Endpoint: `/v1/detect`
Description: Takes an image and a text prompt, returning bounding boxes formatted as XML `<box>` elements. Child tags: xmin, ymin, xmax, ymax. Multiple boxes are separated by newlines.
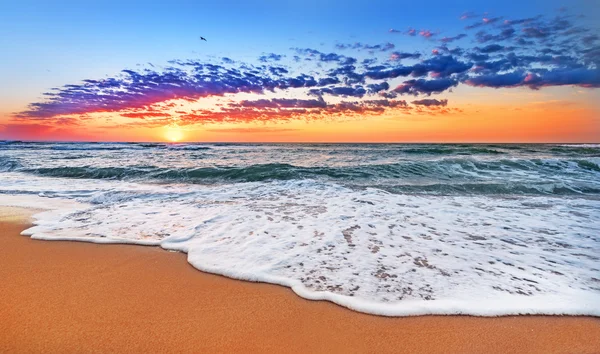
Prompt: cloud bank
<box><xmin>12</xmin><ymin>9</ymin><xmax>599</xmax><ymax>128</ymax></box>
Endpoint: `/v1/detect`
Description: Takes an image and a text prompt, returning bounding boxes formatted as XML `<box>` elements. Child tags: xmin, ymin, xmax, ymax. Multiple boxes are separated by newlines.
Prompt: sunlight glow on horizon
<box><xmin>164</xmin><ymin>126</ymin><xmax>184</xmax><ymax>142</ymax></box>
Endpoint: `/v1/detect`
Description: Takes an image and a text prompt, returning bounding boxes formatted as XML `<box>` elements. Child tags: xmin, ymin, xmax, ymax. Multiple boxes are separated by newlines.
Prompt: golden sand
<box><xmin>1</xmin><ymin>207</ymin><xmax>599</xmax><ymax>353</ymax></box>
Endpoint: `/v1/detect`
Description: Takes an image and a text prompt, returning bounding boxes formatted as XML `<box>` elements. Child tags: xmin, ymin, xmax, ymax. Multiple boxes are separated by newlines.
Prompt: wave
<box><xmin>0</xmin><ymin>142</ymin><xmax>213</xmax><ymax>151</ymax></box>
<box><xmin>0</xmin><ymin>156</ymin><xmax>21</xmax><ymax>172</ymax></box>
<box><xmin>401</xmin><ymin>147</ymin><xmax>505</xmax><ymax>155</ymax></box>
<box><xmin>1</xmin><ymin>181</ymin><xmax>599</xmax><ymax>317</ymax></box>
<box><xmin>3</xmin><ymin>158</ymin><xmax>596</xmax><ymax>195</ymax></box>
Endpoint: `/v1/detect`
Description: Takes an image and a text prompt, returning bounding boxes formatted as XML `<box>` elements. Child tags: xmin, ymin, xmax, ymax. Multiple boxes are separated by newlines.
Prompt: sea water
<box><xmin>1</xmin><ymin>142</ymin><xmax>599</xmax><ymax>316</ymax></box>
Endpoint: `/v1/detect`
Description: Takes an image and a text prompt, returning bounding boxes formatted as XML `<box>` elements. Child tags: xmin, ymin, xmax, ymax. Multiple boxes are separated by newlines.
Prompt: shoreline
<box><xmin>1</xmin><ymin>207</ymin><xmax>599</xmax><ymax>353</ymax></box>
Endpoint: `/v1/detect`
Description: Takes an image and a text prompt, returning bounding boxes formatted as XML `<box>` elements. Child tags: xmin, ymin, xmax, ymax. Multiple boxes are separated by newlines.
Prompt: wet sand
<box><xmin>1</xmin><ymin>207</ymin><xmax>599</xmax><ymax>353</ymax></box>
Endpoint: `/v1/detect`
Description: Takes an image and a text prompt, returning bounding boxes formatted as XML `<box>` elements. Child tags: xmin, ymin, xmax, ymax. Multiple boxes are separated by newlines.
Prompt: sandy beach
<box><xmin>1</xmin><ymin>207</ymin><xmax>599</xmax><ymax>354</ymax></box>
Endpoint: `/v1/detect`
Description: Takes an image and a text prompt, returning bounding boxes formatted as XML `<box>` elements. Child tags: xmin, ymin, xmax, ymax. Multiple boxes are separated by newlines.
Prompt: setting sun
<box><xmin>165</xmin><ymin>127</ymin><xmax>183</xmax><ymax>142</ymax></box>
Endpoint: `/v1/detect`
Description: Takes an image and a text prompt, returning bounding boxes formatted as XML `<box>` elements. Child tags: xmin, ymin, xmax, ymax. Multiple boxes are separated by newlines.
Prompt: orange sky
<box><xmin>2</xmin><ymin>99</ymin><xmax>598</xmax><ymax>143</ymax></box>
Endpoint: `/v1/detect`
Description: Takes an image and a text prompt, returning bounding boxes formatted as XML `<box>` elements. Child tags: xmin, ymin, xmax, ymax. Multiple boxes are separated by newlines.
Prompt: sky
<box><xmin>1</xmin><ymin>0</ymin><xmax>599</xmax><ymax>142</ymax></box>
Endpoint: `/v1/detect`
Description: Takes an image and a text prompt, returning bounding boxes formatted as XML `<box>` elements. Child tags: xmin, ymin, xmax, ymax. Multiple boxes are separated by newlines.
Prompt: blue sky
<box><xmin>3</xmin><ymin>0</ymin><xmax>595</xmax><ymax>103</ymax></box>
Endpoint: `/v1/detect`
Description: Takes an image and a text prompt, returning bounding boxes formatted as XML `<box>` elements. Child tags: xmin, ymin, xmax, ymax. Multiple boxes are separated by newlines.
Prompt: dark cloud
<box><xmin>440</xmin><ymin>34</ymin><xmax>467</xmax><ymax>43</ymax></box>
<box><xmin>524</xmin><ymin>68</ymin><xmax>600</xmax><ymax>89</ymax></box>
<box><xmin>327</xmin><ymin>64</ymin><xmax>364</xmax><ymax>85</ymax></box>
<box><xmin>258</xmin><ymin>53</ymin><xmax>284</xmax><ymax>62</ymax></box>
<box><xmin>232</xmin><ymin>97</ymin><xmax>327</xmax><ymax>109</ymax></box>
<box><xmin>367</xmin><ymin>82</ymin><xmax>390</xmax><ymax>93</ymax></box>
<box><xmin>475</xmin><ymin>28</ymin><xmax>515</xmax><ymax>43</ymax></box>
<box><xmin>502</xmin><ymin>16</ymin><xmax>540</xmax><ymax>26</ymax></box>
<box><xmin>410</xmin><ymin>55</ymin><xmax>472</xmax><ymax>78</ymax></box>
<box><xmin>465</xmin><ymin>68</ymin><xmax>600</xmax><ymax>89</ymax></box>
<box><xmin>478</xmin><ymin>44</ymin><xmax>505</xmax><ymax>53</ymax></box>
<box><xmin>389</xmin><ymin>28</ymin><xmax>418</xmax><ymax>36</ymax></box>
<box><xmin>522</xmin><ymin>27</ymin><xmax>550</xmax><ymax>39</ymax></box>
<box><xmin>394</xmin><ymin>78</ymin><xmax>458</xmax><ymax>96</ymax></box>
<box><xmin>310</xmin><ymin>86</ymin><xmax>367</xmax><ymax>98</ymax></box>
<box><xmin>436</xmin><ymin>46</ymin><xmax>465</xmax><ymax>56</ymax></box>
<box><xmin>465</xmin><ymin>16</ymin><xmax>503</xmax><ymax>30</ymax></box>
<box><xmin>364</xmin><ymin>66</ymin><xmax>413</xmax><ymax>80</ymax></box>
<box><xmin>269</xmin><ymin>66</ymin><xmax>289</xmax><ymax>76</ymax></box>
<box><xmin>176</xmin><ymin>98</ymin><xmax>412</xmax><ymax>125</ymax></box>
<box><xmin>363</xmin><ymin>55</ymin><xmax>471</xmax><ymax>81</ymax></box>
<box><xmin>293</xmin><ymin>47</ymin><xmax>357</xmax><ymax>65</ymax></box>
<box><xmin>465</xmin><ymin>71</ymin><xmax>526</xmax><ymax>88</ymax></box>
<box><xmin>412</xmin><ymin>99</ymin><xmax>448</xmax><ymax>106</ymax></box>
<box><xmin>389</xmin><ymin>52</ymin><xmax>422</xmax><ymax>61</ymax></box>
<box><xmin>336</xmin><ymin>42</ymin><xmax>395</xmax><ymax>52</ymax></box>
<box><xmin>582</xmin><ymin>34</ymin><xmax>599</xmax><ymax>46</ymax></box>
<box><xmin>15</xmin><ymin>61</ymin><xmax>332</xmax><ymax>119</ymax></box>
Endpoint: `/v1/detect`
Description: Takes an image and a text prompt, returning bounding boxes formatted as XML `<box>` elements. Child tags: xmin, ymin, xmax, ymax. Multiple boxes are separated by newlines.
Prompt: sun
<box><xmin>165</xmin><ymin>127</ymin><xmax>184</xmax><ymax>142</ymax></box>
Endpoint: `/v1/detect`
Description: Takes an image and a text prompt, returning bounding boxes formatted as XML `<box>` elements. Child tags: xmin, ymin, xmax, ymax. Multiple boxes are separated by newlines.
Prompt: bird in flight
<box><xmin>200</xmin><ymin>37</ymin><xmax>207</xmax><ymax>41</ymax></box>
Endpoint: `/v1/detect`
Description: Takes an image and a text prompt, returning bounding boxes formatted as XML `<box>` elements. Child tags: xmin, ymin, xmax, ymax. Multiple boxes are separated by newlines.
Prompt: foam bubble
<box><xmin>1</xmin><ymin>173</ymin><xmax>599</xmax><ymax>316</ymax></box>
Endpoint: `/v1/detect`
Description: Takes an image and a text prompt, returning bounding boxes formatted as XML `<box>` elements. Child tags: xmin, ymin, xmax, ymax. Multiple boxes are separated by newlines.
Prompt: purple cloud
<box><xmin>12</xmin><ymin>10</ymin><xmax>600</xmax><ymax>125</ymax></box>
<box><xmin>412</xmin><ymin>98</ymin><xmax>448</xmax><ymax>106</ymax></box>
<box><xmin>336</xmin><ymin>42</ymin><xmax>395</xmax><ymax>52</ymax></box>
<box><xmin>440</xmin><ymin>34</ymin><xmax>467</xmax><ymax>43</ymax></box>
<box><xmin>394</xmin><ymin>78</ymin><xmax>459</xmax><ymax>96</ymax></box>
<box><xmin>389</xmin><ymin>52</ymin><xmax>422</xmax><ymax>61</ymax></box>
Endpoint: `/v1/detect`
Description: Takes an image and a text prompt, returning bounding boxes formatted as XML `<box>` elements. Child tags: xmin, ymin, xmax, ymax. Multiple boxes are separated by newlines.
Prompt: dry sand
<box><xmin>1</xmin><ymin>207</ymin><xmax>599</xmax><ymax>354</ymax></box>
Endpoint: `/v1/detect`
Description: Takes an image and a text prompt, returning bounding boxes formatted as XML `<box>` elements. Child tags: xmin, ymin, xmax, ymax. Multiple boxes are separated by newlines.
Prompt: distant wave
<box><xmin>0</xmin><ymin>158</ymin><xmax>595</xmax><ymax>195</ymax></box>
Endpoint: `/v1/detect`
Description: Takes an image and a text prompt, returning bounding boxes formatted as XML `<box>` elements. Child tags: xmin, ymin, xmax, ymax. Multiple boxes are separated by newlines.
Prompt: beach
<box><xmin>1</xmin><ymin>207</ymin><xmax>599</xmax><ymax>354</ymax></box>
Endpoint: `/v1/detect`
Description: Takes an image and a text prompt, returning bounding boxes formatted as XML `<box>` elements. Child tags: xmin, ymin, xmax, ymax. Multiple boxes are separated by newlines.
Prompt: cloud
<box><xmin>389</xmin><ymin>28</ymin><xmax>418</xmax><ymax>36</ymax></box>
<box><xmin>465</xmin><ymin>71</ymin><xmax>528</xmax><ymax>88</ymax></box>
<box><xmin>478</xmin><ymin>44</ymin><xmax>505</xmax><ymax>53</ymax></box>
<box><xmin>258</xmin><ymin>53</ymin><xmax>284</xmax><ymax>62</ymax></box>
<box><xmin>389</xmin><ymin>52</ymin><xmax>422</xmax><ymax>61</ymax></box>
<box><xmin>419</xmin><ymin>30</ymin><xmax>436</xmax><ymax>38</ymax></box>
<box><xmin>502</xmin><ymin>16</ymin><xmax>540</xmax><ymax>26</ymax></box>
<box><xmin>582</xmin><ymin>34</ymin><xmax>599</xmax><ymax>46</ymax></box>
<box><xmin>120</xmin><ymin>112</ymin><xmax>172</xmax><ymax>119</ymax></box>
<box><xmin>410</xmin><ymin>55</ymin><xmax>472</xmax><ymax>78</ymax></box>
<box><xmin>412</xmin><ymin>98</ymin><xmax>448</xmax><ymax>106</ymax></box>
<box><xmin>15</xmin><ymin>61</ymin><xmax>331</xmax><ymax>119</ymax></box>
<box><xmin>460</xmin><ymin>12</ymin><xmax>478</xmax><ymax>21</ymax></box>
<box><xmin>465</xmin><ymin>68</ymin><xmax>600</xmax><ymax>89</ymax></box>
<box><xmin>12</xmin><ymin>10</ymin><xmax>599</xmax><ymax>127</ymax></box>
<box><xmin>310</xmin><ymin>86</ymin><xmax>367</xmax><ymax>98</ymax></box>
<box><xmin>175</xmin><ymin>98</ymin><xmax>412</xmax><ymax>125</ymax></box>
<box><xmin>524</xmin><ymin>68</ymin><xmax>600</xmax><ymax>89</ymax></box>
<box><xmin>394</xmin><ymin>78</ymin><xmax>458</xmax><ymax>96</ymax></box>
<box><xmin>232</xmin><ymin>98</ymin><xmax>327</xmax><ymax>109</ymax></box>
<box><xmin>336</xmin><ymin>42</ymin><xmax>395</xmax><ymax>52</ymax></box>
<box><xmin>465</xmin><ymin>16</ymin><xmax>503</xmax><ymax>30</ymax></box>
<box><xmin>440</xmin><ymin>34</ymin><xmax>467</xmax><ymax>43</ymax></box>
<box><xmin>367</xmin><ymin>82</ymin><xmax>390</xmax><ymax>93</ymax></box>
<box><xmin>475</xmin><ymin>28</ymin><xmax>515</xmax><ymax>43</ymax></box>
<box><xmin>293</xmin><ymin>48</ymin><xmax>356</xmax><ymax>65</ymax></box>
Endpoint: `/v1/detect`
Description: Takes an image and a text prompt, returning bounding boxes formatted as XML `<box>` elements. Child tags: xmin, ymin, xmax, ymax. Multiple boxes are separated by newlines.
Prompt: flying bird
<box><xmin>200</xmin><ymin>37</ymin><xmax>207</xmax><ymax>41</ymax></box>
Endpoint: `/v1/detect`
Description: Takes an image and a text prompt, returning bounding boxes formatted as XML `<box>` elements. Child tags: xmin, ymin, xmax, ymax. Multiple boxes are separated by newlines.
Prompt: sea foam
<box><xmin>1</xmin><ymin>172</ymin><xmax>599</xmax><ymax>317</ymax></box>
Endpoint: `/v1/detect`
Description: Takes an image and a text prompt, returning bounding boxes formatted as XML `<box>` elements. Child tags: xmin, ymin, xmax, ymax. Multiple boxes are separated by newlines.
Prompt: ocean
<box><xmin>1</xmin><ymin>141</ymin><xmax>599</xmax><ymax>316</ymax></box>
